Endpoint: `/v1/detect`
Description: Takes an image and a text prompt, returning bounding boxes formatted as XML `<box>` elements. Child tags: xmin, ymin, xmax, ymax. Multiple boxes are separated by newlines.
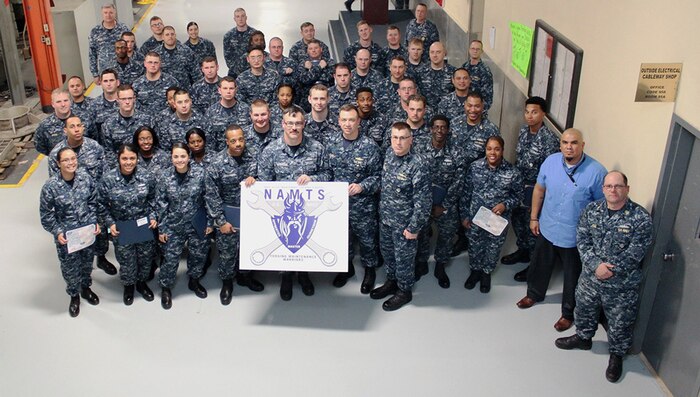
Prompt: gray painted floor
<box><xmin>0</xmin><ymin>1</ymin><xmax>668</xmax><ymax>396</ymax></box>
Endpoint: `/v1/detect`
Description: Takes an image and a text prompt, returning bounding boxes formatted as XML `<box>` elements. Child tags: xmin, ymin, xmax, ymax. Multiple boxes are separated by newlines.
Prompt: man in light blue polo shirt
<box><xmin>516</xmin><ymin>129</ymin><xmax>607</xmax><ymax>332</ymax></box>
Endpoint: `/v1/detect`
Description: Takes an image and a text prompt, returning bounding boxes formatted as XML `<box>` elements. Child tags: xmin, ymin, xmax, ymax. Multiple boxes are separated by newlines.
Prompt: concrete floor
<box><xmin>0</xmin><ymin>1</ymin><xmax>669</xmax><ymax>396</ymax></box>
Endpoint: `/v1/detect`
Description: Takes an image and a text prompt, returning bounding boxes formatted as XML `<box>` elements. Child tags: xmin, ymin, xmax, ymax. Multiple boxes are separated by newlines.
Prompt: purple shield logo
<box><xmin>271</xmin><ymin>191</ymin><xmax>317</xmax><ymax>253</ymax></box>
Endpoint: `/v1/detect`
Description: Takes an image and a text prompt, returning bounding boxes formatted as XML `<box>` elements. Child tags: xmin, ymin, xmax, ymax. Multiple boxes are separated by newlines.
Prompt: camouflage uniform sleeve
<box><xmin>146</xmin><ymin>173</ymin><xmax>158</xmax><ymax>223</ymax></box>
<box><xmin>504</xmin><ymin>167</ymin><xmax>524</xmax><ymax>211</ymax></box>
<box><xmin>310</xmin><ymin>145</ymin><xmax>332</xmax><ymax>182</ymax></box>
<box><xmin>576</xmin><ymin>202</ymin><xmax>605</xmax><ymax>271</ymax></box>
<box><xmin>96</xmin><ymin>176</ymin><xmax>113</xmax><ymax>228</ymax></box>
<box><xmin>204</xmin><ymin>164</ymin><xmax>227</xmax><ymax>227</ymax></box>
<box><xmin>155</xmin><ymin>177</ymin><xmax>171</xmax><ymax>235</ymax></box>
<box><xmin>223</xmin><ymin>31</ymin><xmax>234</xmax><ymax>69</ymax></box>
<box><xmin>407</xmin><ymin>156</ymin><xmax>432</xmax><ymax>233</ymax></box>
<box><xmin>34</xmin><ymin>124</ymin><xmax>52</xmax><ymax>156</ymax></box>
<box><xmin>88</xmin><ymin>27</ymin><xmax>99</xmax><ymax>77</ymax></box>
<box><xmin>86</xmin><ymin>175</ymin><xmax>99</xmax><ymax>226</ymax></box>
<box><xmin>257</xmin><ymin>146</ymin><xmax>274</xmax><ymax>181</ymax></box>
<box><xmin>39</xmin><ymin>182</ymin><xmax>60</xmax><ymax>236</ymax></box>
<box><xmin>358</xmin><ymin>144</ymin><xmax>382</xmax><ymax>195</ymax></box>
<box><xmin>459</xmin><ymin>163</ymin><xmax>475</xmax><ymax>221</ymax></box>
<box><xmin>611</xmin><ymin>207</ymin><xmax>654</xmax><ymax>272</ymax></box>
<box><xmin>444</xmin><ymin>150</ymin><xmax>466</xmax><ymax>209</ymax></box>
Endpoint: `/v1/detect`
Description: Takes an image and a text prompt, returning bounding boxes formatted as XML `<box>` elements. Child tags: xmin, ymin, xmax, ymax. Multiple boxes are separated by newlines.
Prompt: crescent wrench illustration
<box><xmin>251</xmin><ymin>238</ymin><xmax>283</xmax><ymax>265</ymax></box>
<box><xmin>306</xmin><ymin>239</ymin><xmax>337</xmax><ymax>266</ymax></box>
<box><xmin>308</xmin><ymin>197</ymin><xmax>342</xmax><ymax>217</ymax></box>
<box><xmin>247</xmin><ymin>191</ymin><xmax>280</xmax><ymax>217</ymax></box>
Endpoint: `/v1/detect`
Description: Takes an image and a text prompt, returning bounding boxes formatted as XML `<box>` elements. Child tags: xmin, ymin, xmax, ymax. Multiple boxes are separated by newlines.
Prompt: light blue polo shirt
<box><xmin>537</xmin><ymin>152</ymin><xmax>607</xmax><ymax>248</ymax></box>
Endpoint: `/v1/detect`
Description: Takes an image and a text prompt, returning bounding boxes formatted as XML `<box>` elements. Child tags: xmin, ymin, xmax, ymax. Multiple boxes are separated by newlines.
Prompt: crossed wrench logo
<box><xmin>247</xmin><ymin>190</ymin><xmax>342</xmax><ymax>266</ymax></box>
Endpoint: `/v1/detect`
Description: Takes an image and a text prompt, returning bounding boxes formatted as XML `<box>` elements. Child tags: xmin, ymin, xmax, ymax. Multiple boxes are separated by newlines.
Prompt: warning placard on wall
<box><xmin>635</xmin><ymin>63</ymin><xmax>682</xmax><ymax>102</ymax></box>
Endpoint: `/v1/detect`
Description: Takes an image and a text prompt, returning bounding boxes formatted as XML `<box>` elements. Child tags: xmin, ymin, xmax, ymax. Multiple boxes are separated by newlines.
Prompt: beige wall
<box><xmin>471</xmin><ymin>0</ymin><xmax>700</xmax><ymax>209</ymax></box>
<box><xmin>442</xmin><ymin>0</ymin><xmax>470</xmax><ymax>32</ymax></box>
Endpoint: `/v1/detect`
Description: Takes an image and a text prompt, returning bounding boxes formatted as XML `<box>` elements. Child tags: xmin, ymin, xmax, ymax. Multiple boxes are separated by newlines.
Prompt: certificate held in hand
<box><xmin>224</xmin><ymin>206</ymin><xmax>240</xmax><ymax>230</ymax></box>
<box><xmin>114</xmin><ymin>217</ymin><xmax>154</xmax><ymax>245</ymax></box>
<box><xmin>472</xmin><ymin>206</ymin><xmax>509</xmax><ymax>236</ymax></box>
<box><xmin>66</xmin><ymin>224</ymin><xmax>96</xmax><ymax>254</ymax></box>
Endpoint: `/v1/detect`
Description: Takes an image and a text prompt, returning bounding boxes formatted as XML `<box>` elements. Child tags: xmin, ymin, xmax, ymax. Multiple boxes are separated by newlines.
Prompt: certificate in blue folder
<box><xmin>224</xmin><ymin>206</ymin><xmax>240</xmax><ymax>230</ymax></box>
<box><xmin>432</xmin><ymin>185</ymin><xmax>448</xmax><ymax>206</ymax></box>
<box><xmin>191</xmin><ymin>207</ymin><xmax>208</xmax><ymax>239</ymax></box>
<box><xmin>115</xmin><ymin>218</ymin><xmax>154</xmax><ymax>245</ymax></box>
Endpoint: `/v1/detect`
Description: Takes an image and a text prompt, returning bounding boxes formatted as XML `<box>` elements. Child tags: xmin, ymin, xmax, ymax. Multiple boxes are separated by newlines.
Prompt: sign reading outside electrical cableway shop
<box><xmin>240</xmin><ymin>181</ymin><xmax>349</xmax><ymax>272</ymax></box>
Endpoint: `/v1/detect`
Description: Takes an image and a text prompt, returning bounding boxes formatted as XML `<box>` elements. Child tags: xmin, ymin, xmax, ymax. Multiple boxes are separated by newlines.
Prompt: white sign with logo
<box><xmin>240</xmin><ymin>181</ymin><xmax>349</xmax><ymax>272</ymax></box>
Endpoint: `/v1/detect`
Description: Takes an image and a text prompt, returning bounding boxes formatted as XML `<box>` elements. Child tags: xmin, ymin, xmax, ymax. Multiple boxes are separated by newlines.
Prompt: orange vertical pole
<box><xmin>23</xmin><ymin>0</ymin><xmax>62</xmax><ymax>112</ymax></box>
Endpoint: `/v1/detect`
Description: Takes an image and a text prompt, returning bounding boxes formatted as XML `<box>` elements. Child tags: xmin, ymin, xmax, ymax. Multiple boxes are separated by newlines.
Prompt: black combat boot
<box><xmin>333</xmin><ymin>264</ymin><xmax>355</xmax><ymax>288</ymax></box>
<box><xmin>464</xmin><ymin>270</ymin><xmax>482</xmax><ymax>290</ymax></box>
<box><xmin>605</xmin><ymin>354</ymin><xmax>623</xmax><ymax>383</ymax></box>
<box><xmin>96</xmin><ymin>255</ymin><xmax>117</xmax><ymax>275</ymax></box>
<box><xmin>80</xmin><ymin>287</ymin><xmax>100</xmax><ymax>305</ymax></box>
<box><xmin>280</xmin><ymin>272</ymin><xmax>293</xmax><ymax>301</ymax></box>
<box><xmin>161</xmin><ymin>287</ymin><xmax>172</xmax><ymax>310</ymax></box>
<box><xmin>479</xmin><ymin>272</ymin><xmax>492</xmax><ymax>293</ymax></box>
<box><xmin>188</xmin><ymin>277</ymin><xmax>207</xmax><ymax>299</ymax></box>
<box><xmin>434</xmin><ymin>262</ymin><xmax>450</xmax><ymax>288</ymax></box>
<box><xmin>220</xmin><ymin>279</ymin><xmax>234</xmax><ymax>305</ymax></box>
<box><xmin>360</xmin><ymin>267</ymin><xmax>376</xmax><ymax>294</ymax></box>
<box><xmin>382</xmin><ymin>289</ymin><xmax>412</xmax><ymax>311</ymax></box>
<box><xmin>123</xmin><ymin>285</ymin><xmax>135</xmax><ymax>306</ymax></box>
<box><xmin>298</xmin><ymin>272</ymin><xmax>315</xmax><ymax>296</ymax></box>
<box><xmin>136</xmin><ymin>281</ymin><xmax>154</xmax><ymax>301</ymax></box>
<box><xmin>370</xmin><ymin>279</ymin><xmax>398</xmax><ymax>300</ymax></box>
<box><xmin>69</xmin><ymin>295</ymin><xmax>80</xmax><ymax>317</ymax></box>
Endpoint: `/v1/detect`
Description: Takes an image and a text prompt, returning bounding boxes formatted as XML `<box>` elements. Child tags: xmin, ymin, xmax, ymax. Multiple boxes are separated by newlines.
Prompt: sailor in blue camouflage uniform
<box><xmin>97</xmin><ymin>144</ymin><xmax>158</xmax><ymax>305</ymax></box>
<box><xmin>327</xmin><ymin>105</ymin><xmax>382</xmax><ymax>293</ymax></box>
<box><xmin>204</xmin><ymin>76</ymin><xmax>251</xmax><ymax>151</ymax></box>
<box><xmin>139</xmin><ymin>16</ymin><xmax>165</xmax><ymax>56</ymax></box>
<box><xmin>154</xmin><ymin>26</ymin><xmax>200</xmax><ymax>90</ymax></box>
<box><xmin>269</xmin><ymin>84</ymin><xmax>296</xmax><ymax>123</ymax></box>
<box><xmin>102</xmin><ymin>40</ymin><xmax>145</xmax><ymax>87</ymax></box>
<box><xmin>349</xmin><ymin>49</ymin><xmax>385</xmax><ymax>93</ymax></box>
<box><xmin>90</xmin><ymin>69</ymin><xmax>121</xmax><ymax>143</ymax></box>
<box><xmin>382</xmin><ymin>56</ymin><xmax>408</xmax><ymax>112</ymax></box>
<box><xmin>156</xmin><ymin>143</ymin><xmax>212</xmax><ymax>309</ymax></box>
<box><xmin>48</xmin><ymin>115</ymin><xmax>105</xmax><ymax>184</ymax></box>
<box><xmin>288</xmin><ymin>22</ymin><xmax>332</xmax><ymax>64</ymax></box>
<box><xmin>380</xmin><ymin>26</ymin><xmax>408</xmax><ymax>76</ymax></box>
<box><xmin>356</xmin><ymin>88</ymin><xmax>388</xmax><ymax>149</ymax></box>
<box><xmin>157</xmin><ymin>90</ymin><xmax>206</xmax><ymax>150</ymax></box>
<box><xmin>190</xmin><ymin>57</ymin><xmax>222</xmax><ymax>114</ymax></box>
<box><xmin>40</xmin><ymin>148</ymin><xmax>101</xmax><ymax>317</ymax></box>
<box><xmin>296</xmin><ymin>40</ymin><xmax>336</xmax><ymax>110</ymax></box>
<box><xmin>35</xmin><ymin>89</ymin><xmax>90</xmax><ymax>156</ymax></box>
<box><xmin>266</xmin><ymin>37</ymin><xmax>299</xmax><ymax>87</ymax></box>
<box><xmin>461</xmin><ymin>136</ymin><xmax>523</xmax><ymax>293</ymax></box>
<box><xmin>502</xmin><ymin>97</ymin><xmax>560</xmax><ymax>280</ymax></box>
<box><xmin>556</xmin><ymin>171</ymin><xmax>653</xmax><ymax>383</ymax></box>
<box><xmin>417</xmin><ymin>42</ymin><xmax>456</xmax><ymax>108</ymax></box>
<box><xmin>450</xmin><ymin>92</ymin><xmax>500</xmax><ymax>163</ymax></box>
<box><xmin>304</xmin><ymin>85</ymin><xmax>339</xmax><ymax>145</ymax></box>
<box><xmin>133</xmin><ymin>126</ymin><xmax>171</xmax><ymax>175</ymax></box>
<box><xmin>88</xmin><ymin>4</ymin><xmax>130</xmax><ymax>84</ymax></box>
<box><xmin>102</xmin><ymin>85</ymin><xmax>153</xmax><ymax>167</ymax></box>
<box><xmin>437</xmin><ymin>68</ymin><xmax>471</xmax><ymax>121</ymax></box>
<box><xmin>405</xmin><ymin>38</ymin><xmax>428</xmax><ymax>80</ymax></box>
<box><xmin>244</xmin><ymin>100</ymin><xmax>282</xmax><ymax>161</ymax></box>
<box><xmin>223</xmin><ymin>8</ymin><xmax>257</xmax><ymax>78</ymax></box>
<box><xmin>132</xmin><ymin>52</ymin><xmax>179</xmax><ymax>115</ymax></box>
<box><xmin>67</xmin><ymin>76</ymin><xmax>95</xmax><ymax>113</ymax></box>
<box><xmin>184</xmin><ymin>22</ymin><xmax>217</xmax><ymax>66</ymax></box>
<box><xmin>258</xmin><ymin>106</ymin><xmax>331</xmax><ymax>301</ymax></box>
<box><xmin>462</xmin><ymin>40</ymin><xmax>494</xmax><ymax>111</ymax></box>
<box><xmin>386</xmin><ymin>78</ymin><xmax>435</xmax><ymax>126</ymax></box>
<box><xmin>413</xmin><ymin>116</ymin><xmax>466</xmax><ymax>288</ymax></box>
<box><xmin>370</xmin><ymin>122</ymin><xmax>431</xmax><ymax>311</ymax></box>
<box><xmin>390</xmin><ymin>94</ymin><xmax>432</xmax><ymax>150</ymax></box>
<box><xmin>343</xmin><ymin>20</ymin><xmax>385</xmax><ymax>73</ymax></box>
<box><xmin>236</xmin><ymin>47</ymin><xmax>281</xmax><ymax>106</ymax></box>
<box><xmin>121</xmin><ymin>31</ymin><xmax>143</xmax><ymax>63</ymax></box>
<box><xmin>205</xmin><ymin>125</ymin><xmax>264</xmax><ymax>305</ymax></box>
<box><xmin>404</xmin><ymin>3</ymin><xmax>440</xmax><ymax>62</ymax></box>
<box><xmin>328</xmin><ymin>63</ymin><xmax>356</xmax><ymax>119</ymax></box>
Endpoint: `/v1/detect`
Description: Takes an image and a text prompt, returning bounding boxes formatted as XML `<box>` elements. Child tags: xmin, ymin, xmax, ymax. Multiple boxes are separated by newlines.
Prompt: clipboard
<box><xmin>114</xmin><ymin>217</ymin><xmax>154</xmax><ymax>245</ymax></box>
<box><xmin>224</xmin><ymin>206</ymin><xmax>241</xmax><ymax>230</ymax></box>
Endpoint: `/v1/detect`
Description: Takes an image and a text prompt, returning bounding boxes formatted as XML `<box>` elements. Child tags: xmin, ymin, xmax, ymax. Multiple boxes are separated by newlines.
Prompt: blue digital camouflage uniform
<box><xmin>414</xmin><ymin>140</ymin><xmax>467</xmax><ymax>265</ymax></box>
<box><xmin>90</xmin><ymin>94</ymin><xmax>119</xmax><ymax>141</ymax></box>
<box><xmin>97</xmin><ymin>167</ymin><xmax>157</xmax><ymax>286</ymax></box>
<box><xmin>405</xmin><ymin>60</ymin><xmax>427</xmax><ymax>81</ymax></box>
<box><xmin>102</xmin><ymin>57</ymin><xmax>145</xmax><ymax>86</ymax></box>
<box><xmin>223</xmin><ymin>26</ymin><xmax>257</xmax><ymax>77</ymax></box>
<box><xmin>379</xmin><ymin>150</ymin><xmax>431</xmax><ymax>291</ymax></box>
<box><xmin>386</xmin><ymin>103</ymin><xmax>435</xmax><ymax>126</ymax></box>
<box><xmin>371</xmin><ymin>79</ymin><xmax>396</xmax><ymax>115</ymax></box>
<box><xmin>349</xmin><ymin>68</ymin><xmax>385</xmax><ymax>93</ymax></box>
<box><xmin>205</xmin><ymin>148</ymin><xmax>257</xmax><ymax>280</ymax></box>
<box><xmin>184</xmin><ymin>37</ymin><xmax>217</xmax><ymax>67</ymax></box>
<box><xmin>243</xmin><ymin>124</ymin><xmax>282</xmax><ymax>163</ymax></box>
<box><xmin>140</xmin><ymin>37</ymin><xmax>163</xmax><ymax>56</ymax></box>
<box><xmin>157</xmin><ymin>111</ymin><xmax>206</xmax><ymax>151</ymax></box>
<box><xmin>343</xmin><ymin>41</ymin><xmax>385</xmax><ymax>73</ymax></box>
<box><xmin>154</xmin><ymin>43</ymin><xmax>201</xmax><ymax>90</ymax></box>
<box><xmin>268</xmin><ymin>105</ymin><xmax>290</xmax><ymax>128</ymax></box>
<box><xmin>304</xmin><ymin>113</ymin><xmax>339</xmax><ymax>146</ymax></box>
<box><xmin>155</xmin><ymin>165</ymin><xmax>210</xmax><ymax>288</ymax></box>
<box><xmin>408</xmin><ymin>123</ymin><xmax>432</xmax><ymax>151</ymax></box>
<box><xmin>462</xmin><ymin>59</ymin><xmax>494</xmax><ymax>111</ymax></box>
<box><xmin>296</xmin><ymin>58</ymin><xmax>336</xmax><ymax>109</ymax></box>
<box><xmin>328</xmin><ymin>87</ymin><xmax>356</xmax><ymax>120</ymax></box>
<box><xmin>48</xmin><ymin>137</ymin><xmax>105</xmax><ymax>183</ymax></box>
<box><xmin>359</xmin><ymin>110</ymin><xmax>388</xmax><ymax>148</ymax></box>
<box><xmin>450</xmin><ymin>116</ymin><xmax>501</xmax><ymax>164</ymax></box>
<box><xmin>379</xmin><ymin>45</ymin><xmax>408</xmax><ymax>76</ymax></box>
<box><xmin>138</xmin><ymin>149</ymin><xmax>171</xmax><ymax>175</ymax></box>
<box><xmin>88</xmin><ymin>22</ymin><xmax>130</xmax><ymax>78</ymax></box>
<box><xmin>264</xmin><ymin>56</ymin><xmax>299</xmax><ymax>87</ymax></box>
<box><xmin>460</xmin><ymin>158</ymin><xmax>523</xmax><ymax>273</ymax></box>
<box><xmin>35</xmin><ymin>113</ymin><xmax>94</xmax><ymax>156</ymax></box>
<box><xmin>190</xmin><ymin>77</ymin><xmax>222</xmax><ymax>114</ymax></box>
<box><xmin>132</xmin><ymin>72</ymin><xmax>180</xmax><ymax>115</ymax></box>
<box><xmin>417</xmin><ymin>63</ymin><xmax>456</xmax><ymax>108</ymax></box>
<box><xmin>288</xmin><ymin>39</ymin><xmax>332</xmax><ymax>64</ymax></box>
<box><xmin>40</xmin><ymin>170</ymin><xmax>98</xmax><ymax>296</ymax></box>
<box><xmin>437</xmin><ymin>92</ymin><xmax>467</xmax><ymax>121</ymax></box>
<box><xmin>511</xmin><ymin>124</ymin><xmax>560</xmax><ymax>253</ymax></box>
<box><xmin>327</xmin><ymin>133</ymin><xmax>382</xmax><ymax>268</ymax></box>
<box><xmin>235</xmin><ymin>68</ymin><xmax>281</xmax><ymax>105</ymax></box>
<box><xmin>101</xmin><ymin>111</ymin><xmax>154</xmax><ymax>166</ymax></box>
<box><xmin>258</xmin><ymin>136</ymin><xmax>331</xmax><ymax>182</ymax></box>
<box><xmin>71</xmin><ymin>97</ymin><xmax>95</xmax><ymax>114</ymax></box>
<box><xmin>204</xmin><ymin>101</ymin><xmax>252</xmax><ymax>152</ymax></box>
<box><xmin>404</xmin><ymin>19</ymin><xmax>440</xmax><ymax>62</ymax></box>
<box><xmin>575</xmin><ymin>198</ymin><xmax>653</xmax><ymax>356</ymax></box>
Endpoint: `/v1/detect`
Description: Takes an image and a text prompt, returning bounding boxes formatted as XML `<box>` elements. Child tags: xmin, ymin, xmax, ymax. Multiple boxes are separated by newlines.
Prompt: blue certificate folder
<box><xmin>114</xmin><ymin>219</ymin><xmax>154</xmax><ymax>245</ymax></box>
<box><xmin>432</xmin><ymin>185</ymin><xmax>448</xmax><ymax>206</ymax></box>
<box><xmin>224</xmin><ymin>206</ymin><xmax>240</xmax><ymax>230</ymax></box>
<box><xmin>191</xmin><ymin>207</ymin><xmax>209</xmax><ymax>239</ymax></box>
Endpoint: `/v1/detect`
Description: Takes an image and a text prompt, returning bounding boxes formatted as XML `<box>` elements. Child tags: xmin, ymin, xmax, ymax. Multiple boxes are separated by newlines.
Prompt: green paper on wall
<box><xmin>510</xmin><ymin>22</ymin><xmax>534</xmax><ymax>77</ymax></box>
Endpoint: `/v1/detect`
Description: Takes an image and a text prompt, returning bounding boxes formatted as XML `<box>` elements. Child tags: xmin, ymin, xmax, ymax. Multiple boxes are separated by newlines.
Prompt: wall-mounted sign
<box><xmin>635</xmin><ymin>63</ymin><xmax>682</xmax><ymax>102</ymax></box>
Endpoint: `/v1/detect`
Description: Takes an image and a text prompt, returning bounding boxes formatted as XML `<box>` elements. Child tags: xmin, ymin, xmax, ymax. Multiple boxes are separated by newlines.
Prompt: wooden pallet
<box><xmin>0</xmin><ymin>134</ymin><xmax>32</xmax><ymax>178</ymax></box>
